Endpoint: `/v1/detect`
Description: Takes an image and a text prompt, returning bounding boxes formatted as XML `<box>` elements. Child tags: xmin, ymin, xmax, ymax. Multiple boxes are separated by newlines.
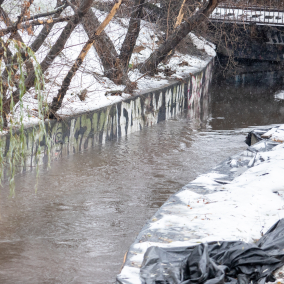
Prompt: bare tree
<box><xmin>140</xmin><ymin>0</ymin><xmax>220</xmax><ymax>73</ymax></box>
<box><xmin>48</xmin><ymin>0</ymin><xmax>123</xmax><ymax>117</ymax></box>
<box><xmin>1</xmin><ymin>0</ymin><xmax>93</xmax><ymax>126</ymax></box>
<box><xmin>0</xmin><ymin>0</ymin><xmax>222</xmax><ymax>125</ymax></box>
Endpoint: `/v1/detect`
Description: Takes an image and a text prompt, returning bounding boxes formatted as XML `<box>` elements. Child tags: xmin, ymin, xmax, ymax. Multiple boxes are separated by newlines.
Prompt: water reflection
<box><xmin>210</xmin><ymin>79</ymin><xmax>284</xmax><ymax>129</ymax></box>
<box><xmin>0</xmin><ymin>75</ymin><xmax>283</xmax><ymax>283</ymax></box>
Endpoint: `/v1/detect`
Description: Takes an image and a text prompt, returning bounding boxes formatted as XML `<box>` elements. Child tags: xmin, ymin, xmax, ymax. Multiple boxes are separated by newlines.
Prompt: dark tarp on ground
<box><xmin>140</xmin><ymin>219</ymin><xmax>284</xmax><ymax>284</ymax></box>
<box><xmin>245</xmin><ymin>129</ymin><xmax>269</xmax><ymax>146</ymax></box>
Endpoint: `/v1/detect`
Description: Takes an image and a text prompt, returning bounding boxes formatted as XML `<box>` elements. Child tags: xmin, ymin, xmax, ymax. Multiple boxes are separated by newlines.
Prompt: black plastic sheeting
<box><xmin>140</xmin><ymin>219</ymin><xmax>284</xmax><ymax>284</ymax></box>
<box><xmin>245</xmin><ymin>131</ymin><xmax>265</xmax><ymax>146</ymax></box>
<box><xmin>245</xmin><ymin>129</ymin><xmax>270</xmax><ymax>146</ymax></box>
<box><xmin>245</xmin><ymin>126</ymin><xmax>282</xmax><ymax>147</ymax></box>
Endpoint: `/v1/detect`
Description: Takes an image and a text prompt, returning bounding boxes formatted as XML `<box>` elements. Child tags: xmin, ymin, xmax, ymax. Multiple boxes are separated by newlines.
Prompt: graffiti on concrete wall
<box><xmin>267</xmin><ymin>30</ymin><xmax>284</xmax><ymax>45</ymax></box>
<box><xmin>188</xmin><ymin>60</ymin><xmax>214</xmax><ymax>123</ymax></box>
<box><xmin>1</xmin><ymin>60</ymin><xmax>214</xmax><ymax>173</ymax></box>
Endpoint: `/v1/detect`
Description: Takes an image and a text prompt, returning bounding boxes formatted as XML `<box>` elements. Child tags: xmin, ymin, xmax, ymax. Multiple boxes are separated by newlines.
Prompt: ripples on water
<box><xmin>0</xmin><ymin>78</ymin><xmax>284</xmax><ymax>283</ymax></box>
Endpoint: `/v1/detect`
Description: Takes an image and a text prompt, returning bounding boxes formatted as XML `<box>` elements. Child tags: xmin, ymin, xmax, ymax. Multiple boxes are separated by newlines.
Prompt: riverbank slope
<box><xmin>117</xmin><ymin>125</ymin><xmax>284</xmax><ymax>284</ymax></box>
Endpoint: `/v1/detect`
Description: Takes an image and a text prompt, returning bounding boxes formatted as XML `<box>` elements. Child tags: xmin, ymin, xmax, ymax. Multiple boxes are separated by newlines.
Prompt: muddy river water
<box><xmin>0</xmin><ymin>76</ymin><xmax>284</xmax><ymax>283</ymax></box>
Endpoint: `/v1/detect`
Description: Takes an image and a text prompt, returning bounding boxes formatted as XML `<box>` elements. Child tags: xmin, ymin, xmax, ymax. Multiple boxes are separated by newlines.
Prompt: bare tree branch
<box><xmin>0</xmin><ymin>7</ymin><xmax>34</xmax><ymax>72</ymax></box>
<box><xmin>71</xmin><ymin>0</ymin><xmax>122</xmax><ymax>82</ymax></box>
<box><xmin>30</xmin><ymin>5</ymin><xmax>68</xmax><ymax>52</ymax></box>
<box><xmin>0</xmin><ymin>15</ymin><xmax>72</xmax><ymax>37</ymax></box>
<box><xmin>2</xmin><ymin>0</ymin><xmax>94</xmax><ymax>127</ymax></box>
<box><xmin>1</xmin><ymin>0</ymin><xmax>69</xmax><ymax>95</ymax></box>
<box><xmin>0</xmin><ymin>0</ymin><xmax>34</xmax><ymax>60</ymax></box>
<box><xmin>174</xmin><ymin>0</ymin><xmax>187</xmax><ymax>29</ymax></box>
<box><xmin>67</xmin><ymin>0</ymin><xmax>79</xmax><ymax>12</ymax></box>
<box><xmin>48</xmin><ymin>0</ymin><xmax>123</xmax><ymax>117</ymax></box>
<box><xmin>140</xmin><ymin>0</ymin><xmax>220</xmax><ymax>73</ymax></box>
<box><xmin>20</xmin><ymin>1</ymin><xmax>68</xmax><ymax>23</ymax></box>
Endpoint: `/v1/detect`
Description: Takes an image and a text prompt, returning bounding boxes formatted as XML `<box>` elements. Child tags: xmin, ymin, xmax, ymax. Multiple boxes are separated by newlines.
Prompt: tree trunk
<box><xmin>30</xmin><ymin>7</ymin><xmax>67</xmax><ymax>52</ymax></box>
<box><xmin>140</xmin><ymin>0</ymin><xmax>220</xmax><ymax>74</ymax></box>
<box><xmin>174</xmin><ymin>0</ymin><xmax>187</xmax><ymax>29</ymax></box>
<box><xmin>119</xmin><ymin>0</ymin><xmax>145</xmax><ymax>71</ymax></box>
<box><xmin>80</xmin><ymin>6</ymin><xmax>119</xmax><ymax>76</ymax></box>
<box><xmin>143</xmin><ymin>2</ymin><xmax>163</xmax><ymax>23</ymax></box>
<box><xmin>71</xmin><ymin>0</ymin><xmax>128</xmax><ymax>84</ymax></box>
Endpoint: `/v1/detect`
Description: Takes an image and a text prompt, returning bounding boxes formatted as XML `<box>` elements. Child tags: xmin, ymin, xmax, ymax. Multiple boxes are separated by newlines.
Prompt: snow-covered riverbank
<box><xmin>117</xmin><ymin>125</ymin><xmax>284</xmax><ymax>284</ymax></box>
<box><xmin>1</xmin><ymin>0</ymin><xmax>215</xmax><ymax>129</ymax></box>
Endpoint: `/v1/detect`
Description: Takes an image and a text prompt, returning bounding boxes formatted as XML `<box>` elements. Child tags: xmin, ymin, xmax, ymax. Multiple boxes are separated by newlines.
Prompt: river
<box><xmin>0</xmin><ymin>75</ymin><xmax>284</xmax><ymax>283</ymax></box>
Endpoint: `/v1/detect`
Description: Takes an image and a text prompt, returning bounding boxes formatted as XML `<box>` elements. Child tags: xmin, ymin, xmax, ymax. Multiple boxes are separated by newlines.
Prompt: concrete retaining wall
<box><xmin>1</xmin><ymin>60</ymin><xmax>214</xmax><ymax>173</ymax></box>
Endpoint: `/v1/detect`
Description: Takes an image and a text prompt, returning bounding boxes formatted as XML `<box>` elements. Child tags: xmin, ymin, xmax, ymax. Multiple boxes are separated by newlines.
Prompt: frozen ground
<box><xmin>1</xmin><ymin>0</ymin><xmax>215</xmax><ymax>129</ymax></box>
<box><xmin>117</xmin><ymin>125</ymin><xmax>284</xmax><ymax>284</ymax></box>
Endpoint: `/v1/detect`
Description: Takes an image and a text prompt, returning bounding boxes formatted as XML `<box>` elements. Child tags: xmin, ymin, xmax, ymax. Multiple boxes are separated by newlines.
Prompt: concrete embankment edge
<box><xmin>1</xmin><ymin>59</ymin><xmax>214</xmax><ymax>174</ymax></box>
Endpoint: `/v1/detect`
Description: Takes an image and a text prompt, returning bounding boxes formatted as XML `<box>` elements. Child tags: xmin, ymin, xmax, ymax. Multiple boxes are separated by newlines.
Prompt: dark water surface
<box><xmin>0</xmin><ymin>77</ymin><xmax>284</xmax><ymax>283</ymax></box>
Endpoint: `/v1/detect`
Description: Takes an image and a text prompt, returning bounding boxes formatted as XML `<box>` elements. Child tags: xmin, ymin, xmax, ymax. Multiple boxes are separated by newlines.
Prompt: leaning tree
<box><xmin>0</xmin><ymin>0</ymin><xmax>221</xmax><ymax>122</ymax></box>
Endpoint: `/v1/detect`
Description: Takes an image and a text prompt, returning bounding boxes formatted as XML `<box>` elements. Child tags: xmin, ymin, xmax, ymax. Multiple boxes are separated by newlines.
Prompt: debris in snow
<box><xmin>77</xmin><ymin>89</ymin><xmax>88</xmax><ymax>101</ymax></box>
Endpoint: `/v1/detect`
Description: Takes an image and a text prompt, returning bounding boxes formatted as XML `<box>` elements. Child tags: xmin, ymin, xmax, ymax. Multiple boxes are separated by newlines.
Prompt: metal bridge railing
<box><xmin>210</xmin><ymin>0</ymin><xmax>284</xmax><ymax>26</ymax></box>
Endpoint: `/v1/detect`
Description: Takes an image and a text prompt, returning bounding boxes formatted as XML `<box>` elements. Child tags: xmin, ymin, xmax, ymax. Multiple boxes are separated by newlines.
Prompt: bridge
<box><xmin>209</xmin><ymin>0</ymin><xmax>284</xmax><ymax>66</ymax></box>
<box><xmin>211</xmin><ymin>0</ymin><xmax>284</xmax><ymax>26</ymax></box>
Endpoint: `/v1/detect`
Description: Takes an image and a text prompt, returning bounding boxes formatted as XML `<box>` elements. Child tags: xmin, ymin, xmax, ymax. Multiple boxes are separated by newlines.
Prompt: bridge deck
<box><xmin>211</xmin><ymin>3</ymin><xmax>284</xmax><ymax>26</ymax></box>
